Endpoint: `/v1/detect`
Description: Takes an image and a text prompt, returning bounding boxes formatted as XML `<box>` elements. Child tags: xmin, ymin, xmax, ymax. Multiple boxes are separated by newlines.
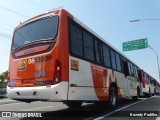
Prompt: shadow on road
<box><xmin>19</xmin><ymin>98</ymin><xmax>141</xmax><ymax>120</ymax></box>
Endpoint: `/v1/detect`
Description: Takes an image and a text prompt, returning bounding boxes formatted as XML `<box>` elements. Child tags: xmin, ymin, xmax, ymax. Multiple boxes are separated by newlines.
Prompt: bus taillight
<box><xmin>7</xmin><ymin>77</ymin><xmax>10</xmax><ymax>82</ymax></box>
<box><xmin>53</xmin><ymin>60</ymin><xmax>61</xmax><ymax>84</ymax></box>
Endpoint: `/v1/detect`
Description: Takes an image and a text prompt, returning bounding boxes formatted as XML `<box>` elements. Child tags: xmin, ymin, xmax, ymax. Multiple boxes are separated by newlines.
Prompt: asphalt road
<box><xmin>0</xmin><ymin>95</ymin><xmax>160</xmax><ymax>120</ymax></box>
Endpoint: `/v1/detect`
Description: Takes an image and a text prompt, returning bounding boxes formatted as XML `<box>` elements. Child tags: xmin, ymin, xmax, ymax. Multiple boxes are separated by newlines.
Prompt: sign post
<box><xmin>123</xmin><ymin>38</ymin><xmax>148</xmax><ymax>51</ymax></box>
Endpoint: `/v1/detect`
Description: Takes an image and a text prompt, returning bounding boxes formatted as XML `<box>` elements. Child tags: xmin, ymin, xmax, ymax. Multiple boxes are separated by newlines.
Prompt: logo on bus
<box><xmin>71</xmin><ymin>59</ymin><xmax>79</xmax><ymax>71</ymax></box>
<box><xmin>18</xmin><ymin>60</ymin><xmax>27</xmax><ymax>71</ymax></box>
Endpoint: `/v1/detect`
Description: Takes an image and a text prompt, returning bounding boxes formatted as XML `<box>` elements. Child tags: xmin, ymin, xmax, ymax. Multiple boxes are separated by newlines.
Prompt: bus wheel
<box><xmin>148</xmin><ymin>88</ymin><xmax>152</xmax><ymax>97</ymax></box>
<box><xmin>153</xmin><ymin>89</ymin><xmax>156</xmax><ymax>96</ymax></box>
<box><xmin>109</xmin><ymin>87</ymin><xmax>117</xmax><ymax>108</ymax></box>
<box><xmin>65</xmin><ymin>101</ymin><xmax>82</xmax><ymax>108</ymax></box>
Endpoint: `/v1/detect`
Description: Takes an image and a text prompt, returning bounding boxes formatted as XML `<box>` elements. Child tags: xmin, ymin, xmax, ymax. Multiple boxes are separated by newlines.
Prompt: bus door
<box><xmin>122</xmin><ymin>59</ymin><xmax>130</xmax><ymax>97</ymax></box>
<box><xmin>138</xmin><ymin>69</ymin><xmax>143</xmax><ymax>95</ymax></box>
<box><xmin>140</xmin><ymin>70</ymin><xmax>145</xmax><ymax>93</ymax></box>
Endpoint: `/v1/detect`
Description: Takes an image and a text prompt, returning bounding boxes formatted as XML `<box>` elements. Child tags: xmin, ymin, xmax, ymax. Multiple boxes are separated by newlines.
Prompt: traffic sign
<box><xmin>123</xmin><ymin>38</ymin><xmax>148</xmax><ymax>51</ymax></box>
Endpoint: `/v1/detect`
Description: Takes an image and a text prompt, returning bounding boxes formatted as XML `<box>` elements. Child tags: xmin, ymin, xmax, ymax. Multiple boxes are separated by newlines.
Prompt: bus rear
<box><xmin>7</xmin><ymin>9</ymin><xmax>70</xmax><ymax>102</ymax></box>
<box><xmin>140</xmin><ymin>69</ymin><xmax>155</xmax><ymax>96</ymax></box>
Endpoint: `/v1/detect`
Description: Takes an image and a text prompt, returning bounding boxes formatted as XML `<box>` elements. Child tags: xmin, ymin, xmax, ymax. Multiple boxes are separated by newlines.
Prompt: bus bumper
<box><xmin>7</xmin><ymin>81</ymin><xmax>68</xmax><ymax>102</ymax></box>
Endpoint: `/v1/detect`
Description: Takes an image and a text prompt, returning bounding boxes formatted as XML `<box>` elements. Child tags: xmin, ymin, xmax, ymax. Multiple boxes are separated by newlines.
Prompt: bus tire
<box><xmin>109</xmin><ymin>87</ymin><xmax>117</xmax><ymax>108</ymax></box>
<box><xmin>137</xmin><ymin>87</ymin><xmax>140</xmax><ymax>97</ymax></box>
<box><xmin>153</xmin><ymin>89</ymin><xmax>156</xmax><ymax>96</ymax></box>
<box><xmin>65</xmin><ymin>101</ymin><xmax>82</xmax><ymax>108</ymax></box>
<box><xmin>148</xmin><ymin>88</ymin><xmax>152</xmax><ymax>97</ymax></box>
<box><xmin>144</xmin><ymin>93</ymin><xmax>148</xmax><ymax>97</ymax></box>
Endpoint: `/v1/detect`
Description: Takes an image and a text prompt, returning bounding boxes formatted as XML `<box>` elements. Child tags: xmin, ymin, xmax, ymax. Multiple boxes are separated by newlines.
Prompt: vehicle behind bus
<box><xmin>140</xmin><ymin>69</ymin><xmax>157</xmax><ymax>97</ymax></box>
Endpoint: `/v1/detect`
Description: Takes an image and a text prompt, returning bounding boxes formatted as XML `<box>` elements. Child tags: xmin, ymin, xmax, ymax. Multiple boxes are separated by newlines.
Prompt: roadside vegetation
<box><xmin>0</xmin><ymin>71</ymin><xmax>8</xmax><ymax>96</ymax></box>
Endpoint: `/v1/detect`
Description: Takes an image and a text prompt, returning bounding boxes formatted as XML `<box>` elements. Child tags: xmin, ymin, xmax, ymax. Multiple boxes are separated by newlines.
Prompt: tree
<box><xmin>0</xmin><ymin>71</ymin><xmax>8</xmax><ymax>82</ymax></box>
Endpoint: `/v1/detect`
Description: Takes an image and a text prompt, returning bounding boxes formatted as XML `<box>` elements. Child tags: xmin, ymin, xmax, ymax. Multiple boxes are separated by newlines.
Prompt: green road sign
<box><xmin>123</xmin><ymin>38</ymin><xmax>148</xmax><ymax>51</ymax></box>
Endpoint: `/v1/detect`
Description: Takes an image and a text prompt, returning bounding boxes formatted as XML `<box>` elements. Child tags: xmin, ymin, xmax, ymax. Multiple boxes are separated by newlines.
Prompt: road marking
<box><xmin>93</xmin><ymin>97</ymin><xmax>152</xmax><ymax>120</ymax></box>
<box><xmin>22</xmin><ymin>105</ymin><xmax>55</xmax><ymax>111</ymax></box>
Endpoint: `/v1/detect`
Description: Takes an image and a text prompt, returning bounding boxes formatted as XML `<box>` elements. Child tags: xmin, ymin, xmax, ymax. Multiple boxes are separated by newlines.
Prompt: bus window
<box><xmin>133</xmin><ymin>65</ymin><xmax>137</xmax><ymax>78</ymax></box>
<box><xmin>128</xmin><ymin>62</ymin><xmax>131</xmax><ymax>75</ymax></box>
<box><xmin>13</xmin><ymin>16</ymin><xmax>58</xmax><ymax>50</ymax></box>
<box><xmin>144</xmin><ymin>73</ymin><xmax>147</xmax><ymax>82</ymax></box>
<box><xmin>122</xmin><ymin>59</ymin><xmax>129</xmax><ymax>76</ymax></box>
<box><xmin>95</xmin><ymin>40</ymin><xmax>103</xmax><ymax>64</ymax></box>
<box><xmin>130</xmin><ymin>63</ymin><xmax>134</xmax><ymax>76</ymax></box>
<box><xmin>70</xmin><ymin>24</ymin><xmax>83</xmax><ymax>57</ymax></box>
<box><xmin>110</xmin><ymin>50</ymin><xmax>117</xmax><ymax>69</ymax></box>
<box><xmin>115</xmin><ymin>53</ymin><xmax>121</xmax><ymax>71</ymax></box>
<box><xmin>135</xmin><ymin>67</ymin><xmax>138</xmax><ymax>78</ymax></box>
<box><xmin>83</xmin><ymin>31</ymin><xmax>94</xmax><ymax>61</ymax></box>
<box><xmin>147</xmin><ymin>75</ymin><xmax>149</xmax><ymax>83</ymax></box>
<box><xmin>138</xmin><ymin>69</ymin><xmax>142</xmax><ymax>81</ymax></box>
<box><xmin>150</xmin><ymin>78</ymin><xmax>153</xmax><ymax>84</ymax></box>
<box><xmin>103</xmin><ymin>45</ymin><xmax>111</xmax><ymax>67</ymax></box>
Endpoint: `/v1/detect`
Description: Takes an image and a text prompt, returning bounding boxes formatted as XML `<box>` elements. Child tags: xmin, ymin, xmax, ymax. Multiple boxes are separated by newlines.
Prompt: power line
<box><xmin>0</xmin><ymin>31</ymin><xmax>12</xmax><ymax>35</ymax></box>
<box><xmin>0</xmin><ymin>51</ymin><xmax>10</xmax><ymax>54</ymax></box>
<box><xmin>0</xmin><ymin>32</ymin><xmax>12</xmax><ymax>43</ymax></box>
<box><xmin>0</xmin><ymin>36</ymin><xmax>12</xmax><ymax>40</ymax></box>
<box><xmin>25</xmin><ymin>0</ymin><xmax>48</xmax><ymax>11</ymax></box>
<box><xmin>0</xmin><ymin>27</ymin><xmax>14</xmax><ymax>34</ymax></box>
<box><xmin>0</xmin><ymin>35</ymin><xmax>12</xmax><ymax>38</ymax></box>
<box><xmin>0</xmin><ymin>27</ymin><xmax>13</xmax><ymax>32</ymax></box>
<box><xmin>0</xmin><ymin>33</ymin><xmax>12</xmax><ymax>39</ymax></box>
<box><xmin>0</xmin><ymin>6</ymin><xmax>29</xmax><ymax>18</ymax></box>
<box><xmin>1</xmin><ymin>39</ymin><xmax>11</xmax><ymax>43</ymax></box>
<box><xmin>0</xmin><ymin>32</ymin><xmax>12</xmax><ymax>36</ymax></box>
<box><xmin>0</xmin><ymin>31</ymin><xmax>13</xmax><ymax>36</ymax></box>
<box><xmin>0</xmin><ymin>39</ymin><xmax>11</xmax><ymax>41</ymax></box>
<box><xmin>1</xmin><ymin>38</ymin><xmax>12</xmax><ymax>42</ymax></box>
<box><xmin>0</xmin><ymin>23</ymin><xmax>14</xmax><ymax>27</ymax></box>
<box><xmin>0</xmin><ymin>53</ymin><xmax>10</xmax><ymax>56</ymax></box>
<box><xmin>1</xmin><ymin>42</ymin><xmax>11</xmax><ymax>45</ymax></box>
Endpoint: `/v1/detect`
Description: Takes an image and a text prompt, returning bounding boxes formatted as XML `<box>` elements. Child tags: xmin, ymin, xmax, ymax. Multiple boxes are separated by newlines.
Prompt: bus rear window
<box><xmin>12</xmin><ymin>15</ymin><xmax>58</xmax><ymax>50</ymax></box>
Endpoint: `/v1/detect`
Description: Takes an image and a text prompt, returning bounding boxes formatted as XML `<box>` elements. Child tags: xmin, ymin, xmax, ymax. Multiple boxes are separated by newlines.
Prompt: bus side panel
<box><xmin>90</xmin><ymin>63</ymin><xmax>109</xmax><ymax>101</ymax></box>
<box><xmin>90</xmin><ymin>65</ymin><xmax>125</xmax><ymax>100</ymax></box>
<box><xmin>113</xmin><ymin>71</ymin><xmax>126</xmax><ymax>99</ymax></box>
<box><xmin>68</xmin><ymin>56</ymin><xmax>125</xmax><ymax>101</ymax></box>
<box><xmin>68</xmin><ymin>56</ymin><xmax>99</xmax><ymax>101</ymax></box>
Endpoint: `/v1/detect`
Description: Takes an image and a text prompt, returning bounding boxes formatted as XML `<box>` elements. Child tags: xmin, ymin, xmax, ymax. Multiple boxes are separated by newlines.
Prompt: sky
<box><xmin>0</xmin><ymin>0</ymin><xmax>160</xmax><ymax>82</ymax></box>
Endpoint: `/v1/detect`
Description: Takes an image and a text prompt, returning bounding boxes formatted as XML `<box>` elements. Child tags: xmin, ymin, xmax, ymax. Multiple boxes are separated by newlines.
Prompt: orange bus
<box><xmin>140</xmin><ymin>69</ymin><xmax>158</xmax><ymax>97</ymax></box>
<box><xmin>8</xmin><ymin>9</ymin><xmax>151</xmax><ymax>108</ymax></box>
<box><xmin>153</xmin><ymin>79</ymin><xmax>160</xmax><ymax>94</ymax></box>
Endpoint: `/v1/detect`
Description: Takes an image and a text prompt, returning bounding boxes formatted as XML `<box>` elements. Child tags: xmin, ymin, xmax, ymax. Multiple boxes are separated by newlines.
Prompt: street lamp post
<box><xmin>129</xmin><ymin>19</ymin><xmax>160</xmax><ymax>82</ymax></box>
<box><xmin>148</xmin><ymin>45</ymin><xmax>160</xmax><ymax>81</ymax></box>
<box><xmin>130</xmin><ymin>19</ymin><xmax>160</xmax><ymax>22</ymax></box>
